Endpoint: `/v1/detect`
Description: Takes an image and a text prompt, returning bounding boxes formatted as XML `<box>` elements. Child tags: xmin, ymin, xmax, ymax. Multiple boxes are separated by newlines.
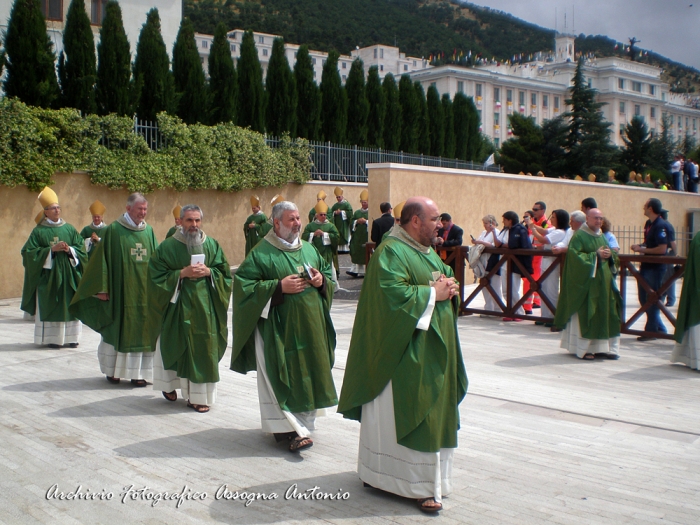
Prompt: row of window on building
<box><xmin>41</xmin><ymin>0</ymin><xmax>109</xmax><ymax>26</ymax></box>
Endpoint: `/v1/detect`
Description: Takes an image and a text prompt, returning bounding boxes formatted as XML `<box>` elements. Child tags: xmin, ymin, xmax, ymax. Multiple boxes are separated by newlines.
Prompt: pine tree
<box><xmin>498</xmin><ymin>113</ymin><xmax>545</xmax><ymax>174</ymax></box>
<box><xmin>265</xmin><ymin>37</ymin><xmax>297</xmax><ymax>136</ymax></box>
<box><xmin>320</xmin><ymin>50</ymin><xmax>347</xmax><ymax>144</ymax></box>
<box><xmin>563</xmin><ymin>58</ymin><xmax>615</xmax><ymax>178</ymax></box>
<box><xmin>172</xmin><ymin>18</ymin><xmax>207</xmax><ymax>124</ymax></box>
<box><xmin>415</xmin><ymin>81</ymin><xmax>430</xmax><ymax>155</ymax></box>
<box><xmin>465</xmin><ymin>96</ymin><xmax>482</xmax><ymax>161</ymax></box>
<box><xmin>648</xmin><ymin>114</ymin><xmax>674</xmax><ymax>175</ymax></box>
<box><xmin>96</xmin><ymin>1</ymin><xmax>133</xmax><ymax>116</ymax></box>
<box><xmin>541</xmin><ymin>116</ymin><xmax>568</xmax><ymax>177</ymax></box>
<box><xmin>58</xmin><ymin>0</ymin><xmax>96</xmax><ymax>113</ymax></box>
<box><xmin>237</xmin><ymin>30</ymin><xmax>265</xmax><ymax>132</ymax></box>
<box><xmin>453</xmin><ymin>92</ymin><xmax>469</xmax><ymax>160</ymax></box>
<box><xmin>294</xmin><ymin>44</ymin><xmax>321</xmax><ymax>140</ymax></box>
<box><xmin>3</xmin><ymin>0</ymin><xmax>60</xmax><ymax>108</ymax></box>
<box><xmin>441</xmin><ymin>94</ymin><xmax>456</xmax><ymax>159</ymax></box>
<box><xmin>620</xmin><ymin>115</ymin><xmax>653</xmax><ymax>174</ymax></box>
<box><xmin>382</xmin><ymin>73</ymin><xmax>401</xmax><ymax>151</ymax></box>
<box><xmin>208</xmin><ymin>22</ymin><xmax>237</xmax><ymax>124</ymax></box>
<box><xmin>427</xmin><ymin>85</ymin><xmax>444</xmax><ymax>157</ymax></box>
<box><xmin>365</xmin><ymin>66</ymin><xmax>385</xmax><ymax>148</ymax></box>
<box><xmin>345</xmin><ymin>58</ymin><xmax>369</xmax><ymax>146</ymax></box>
<box><xmin>133</xmin><ymin>8</ymin><xmax>176</xmax><ymax>122</ymax></box>
<box><xmin>398</xmin><ymin>74</ymin><xmax>419</xmax><ymax>152</ymax></box>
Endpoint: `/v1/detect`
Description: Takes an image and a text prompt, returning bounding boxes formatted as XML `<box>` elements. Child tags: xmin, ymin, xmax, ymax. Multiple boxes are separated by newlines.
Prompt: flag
<box><xmin>483</xmin><ymin>153</ymin><xmax>495</xmax><ymax>168</ymax></box>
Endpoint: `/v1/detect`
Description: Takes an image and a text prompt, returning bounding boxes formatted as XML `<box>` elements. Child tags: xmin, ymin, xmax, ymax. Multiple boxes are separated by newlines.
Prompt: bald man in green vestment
<box><xmin>338</xmin><ymin>196</ymin><xmax>468</xmax><ymax>514</ymax></box>
<box><xmin>232</xmin><ymin>201</ymin><xmax>337</xmax><ymax>453</ymax></box>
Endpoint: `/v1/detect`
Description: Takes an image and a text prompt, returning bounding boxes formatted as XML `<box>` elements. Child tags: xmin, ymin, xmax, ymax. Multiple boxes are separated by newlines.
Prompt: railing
<box><xmin>611</xmin><ymin>225</ymin><xmax>692</xmax><ymax>257</ymax></box>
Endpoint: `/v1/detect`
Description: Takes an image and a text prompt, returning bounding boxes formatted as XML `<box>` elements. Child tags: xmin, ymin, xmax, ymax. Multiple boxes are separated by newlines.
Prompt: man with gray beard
<box><xmin>232</xmin><ymin>201</ymin><xmax>337</xmax><ymax>452</ymax></box>
<box><xmin>147</xmin><ymin>205</ymin><xmax>232</xmax><ymax>413</ymax></box>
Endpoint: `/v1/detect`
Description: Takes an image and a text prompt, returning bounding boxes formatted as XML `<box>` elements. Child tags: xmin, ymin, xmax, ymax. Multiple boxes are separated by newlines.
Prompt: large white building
<box><xmin>0</xmin><ymin>0</ymin><xmax>182</xmax><ymax>58</ymax></box>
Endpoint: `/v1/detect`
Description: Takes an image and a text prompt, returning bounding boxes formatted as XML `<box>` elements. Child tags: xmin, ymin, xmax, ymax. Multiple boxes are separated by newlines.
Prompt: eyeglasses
<box><xmin>318</xmin><ymin>213</ymin><xmax>327</xmax><ymax>217</ymax></box>
<box><xmin>532</xmin><ymin>207</ymin><xmax>542</xmax><ymax>212</ymax></box>
<box><xmin>45</xmin><ymin>206</ymin><xmax>61</xmax><ymax>211</ymax></box>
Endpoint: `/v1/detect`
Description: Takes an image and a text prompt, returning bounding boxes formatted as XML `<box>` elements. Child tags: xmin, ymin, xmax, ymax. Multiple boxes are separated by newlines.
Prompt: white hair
<box><xmin>180</xmin><ymin>204</ymin><xmax>203</xmax><ymax>219</ymax></box>
<box><xmin>271</xmin><ymin>201</ymin><xmax>298</xmax><ymax>221</ymax></box>
<box><xmin>126</xmin><ymin>192</ymin><xmax>147</xmax><ymax>207</ymax></box>
<box><xmin>570</xmin><ymin>210</ymin><xmax>586</xmax><ymax>224</ymax></box>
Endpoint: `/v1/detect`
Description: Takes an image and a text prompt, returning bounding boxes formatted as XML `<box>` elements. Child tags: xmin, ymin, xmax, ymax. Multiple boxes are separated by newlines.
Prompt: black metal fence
<box><xmin>612</xmin><ymin>225</ymin><xmax>693</xmax><ymax>257</ymax></box>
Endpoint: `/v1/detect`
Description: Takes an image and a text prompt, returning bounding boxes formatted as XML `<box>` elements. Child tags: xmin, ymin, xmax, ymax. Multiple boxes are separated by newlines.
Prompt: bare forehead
<box><xmin>183</xmin><ymin>211</ymin><xmax>201</xmax><ymax>219</ymax></box>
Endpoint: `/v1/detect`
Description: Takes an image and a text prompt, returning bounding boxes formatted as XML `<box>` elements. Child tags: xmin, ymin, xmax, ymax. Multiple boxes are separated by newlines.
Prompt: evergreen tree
<box><xmin>648</xmin><ymin>114</ymin><xmax>674</xmax><ymax>175</ymax></box>
<box><xmin>563</xmin><ymin>57</ymin><xmax>615</xmax><ymax>178</ymax></box>
<box><xmin>237</xmin><ymin>30</ymin><xmax>265</xmax><ymax>132</ymax></box>
<box><xmin>208</xmin><ymin>21</ymin><xmax>237</xmax><ymax>124</ymax></box>
<box><xmin>58</xmin><ymin>0</ymin><xmax>96</xmax><ymax>114</ymax></box>
<box><xmin>465</xmin><ymin>96</ymin><xmax>482</xmax><ymax>161</ymax></box>
<box><xmin>294</xmin><ymin>44</ymin><xmax>321</xmax><ymax>140</ymax></box>
<box><xmin>382</xmin><ymin>73</ymin><xmax>401</xmax><ymax>150</ymax></box>
<box><xmin>441</xmin><ymin>93</ymin><xmax>456</xmax><ymax>158</ymax></box>
<box><xmin>96</xmin><ymin>1</ymin><xmax>133</xmax><ymax>116</ymax></box>
<box><xmin>541</xmin><ymin>116</ymin><xmax>568</xmax><ymax>177</ymax></box>
<box><xmin>172</xmin><ymin>18</ymin><xmax>207</xmax><ymax>124</ymax></box>
<box><xmin>427</xmin><ymin>85</ymin><xmax>444</xmax><ymax>157</ymax></box>
<box><xmin>265</xmin><ymin>37</ymin><xmax>297</xmax><ymax>136</ymax></box>
<box><xmin>133</xmin><ymin>8</ymin><xmax>176</xmax><ymax>122</ymax></box>
<box><xmin>498</xmin><ymin>113</ymin><xmax>545</xmax><ymax>174</ymax></box>
<box><xmin>345</xmin><ymin>58</ymin><xmax>369</xmax><ymax>146</ymax></box>
<box><xmin>620</xmin><ymin>115</ymin><xmax>653</xmax><ymax>174</ymax></box>
<box><xmin>453</xmin><ymin>92</ymin><xmax>469</xmax><ymax>160</ymax></box>
<box><xmin>3</xmin><ymin>0</ymin><xmax>60</xmax><ymax>108</ymax></box>
<box><xmin>415</xmin><ymin>81</ymin><xmax>430</xmax><ymax>155</ymax></box>
<box><xmin>320</xmin><ymin>50</ymin><xmax>347</xmax><ymax>144</ymax></box>
<box><xmin>365</xmin><ymin>65</ymin><xmax>385</xmax><ymax>148</ymax></box>
<box><xmin>398</xmin><ymin>74</ymin><xmax>419</xmax><ymax>152</ymax></box>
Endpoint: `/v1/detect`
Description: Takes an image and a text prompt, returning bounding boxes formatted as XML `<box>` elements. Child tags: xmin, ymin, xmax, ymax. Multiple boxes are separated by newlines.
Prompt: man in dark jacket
<box><xmin>435</xmin><ymin>213</ymin><xmax>464</xmax><ymax>273</ymax></box>
<box><xmin>370</xmin><ymin>202</ymin><xmax>395</xmax><ymax>247</ymax></box>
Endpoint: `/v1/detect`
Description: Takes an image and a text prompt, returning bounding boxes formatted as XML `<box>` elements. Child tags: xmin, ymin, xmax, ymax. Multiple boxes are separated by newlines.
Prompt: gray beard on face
<box><xmin>277</xmin><ymin>223</ymin><xmax>299</xmax><ymax>244</ymax></box>
<box><xmin>185</xmin><ymin>229</ymin><xmax>204</xmax><ymax>254</ymax></box>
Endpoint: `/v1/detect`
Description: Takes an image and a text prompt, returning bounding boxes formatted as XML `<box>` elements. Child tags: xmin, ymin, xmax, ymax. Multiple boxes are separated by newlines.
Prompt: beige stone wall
<box><xmin>2</xmin><ymin>173</ymin><xmax>367</xmax><ymax>300</ymax></box>
<box><xmin>367</xmin><ymin>163</ymin><xmax>700</xmax><ymax>243</ymax></box>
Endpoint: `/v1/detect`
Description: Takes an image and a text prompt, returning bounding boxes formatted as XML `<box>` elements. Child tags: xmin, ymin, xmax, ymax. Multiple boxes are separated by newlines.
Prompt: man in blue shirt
<box><xmin>631</xmin><ymin>198</ymin><xmax>670</xmax><ymax>341</ymax></box>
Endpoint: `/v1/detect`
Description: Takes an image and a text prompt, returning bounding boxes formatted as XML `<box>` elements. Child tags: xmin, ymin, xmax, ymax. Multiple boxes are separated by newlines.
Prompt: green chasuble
<box><xmin>302</xmin><ymin>220</ymin><xmax>339</xmax><ymax>268</ymax></box>
<box><xmin>148</xmin><ymin>231</ymin><xmax>232</xmax><ymax>383</ymax></box>
<box><xmin>554</xmin><ymin>225</ymin><xmax>622</xmax><ymax>337</ymax></box>
<box><xmin>338</xmin><ymin>227</ymin><xmax>468</xmax><ymax>453</ymax></box>
<box><xmin>308</xmin><ymin>207</ymin><xmax>317</xmax><ymax>224</ymax></box>
<box><xmin>331</xmin><ymin>199</ymin><xmax>353</xmax><ymax>245</ymax></box>
<box><xmin>674</xmin><ymin>233</ymin><xmax>700</xmax><ymax>342</ymax></box>
<box><xmin>231</xmin><ymin>229</ymin><xmax>337</xmax><ymax>413</ymax></box>
<box><xmin>349</xmin><ymin>209</ymin><xmax>369</xmax><ymax>265</ymax></box>
<box><xmin>165</xmin><ymin>226</ymin><xmax>179</xmax><ymax>239</ymax></box>
<box><xmin>80</xmin><ymin>223</ymin><xmax>106</xmax><ymax>260</ymax></box>
<box><xmin>259</xmin><ymin>218</ymin><xmax>273</xmax><ymax>239</ymax></box>
<box><xmin>244</xmin><ymin>211</ymin><xmax>268</xmax><ymax>256</ymax></box>
<box><xmin>21</xmin><ymin>220</ymin><xmax>88</xmax><ymax>321</ymax></box>
<box><xmin>70</xmin><ymin>216</ymin><xmax>158</xmax><ymax>353</ymax></box>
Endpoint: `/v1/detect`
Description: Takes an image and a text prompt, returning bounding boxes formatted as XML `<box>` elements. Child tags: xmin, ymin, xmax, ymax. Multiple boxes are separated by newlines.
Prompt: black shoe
<box><xmin>606</xmin><ymin>354</ymin><xmax>620</xmax><ymax>360</ymax></box>
<box><xmin>345</xmin><ymin>271</ymin><xmax>358</xmax><ymax>277</ymax></box>
<box><xmin>637</xmin><ymin>336</ymin><xmax>657</xmax><ymax>342</ymax></box>
<box><xmin>68</xmin><ymin>343</ymin><xmax>79</xmax><ymax>348</ymax></box>
<box><xmin>665</xmin><ymin>301</ymin><xmax>675</xmax><ymax>307</ymax></box>
<box><xmin>47</xmin><ymin>344</ymin><xmax>61</xmax><ymax>349</ymax></box>
<box><xmin>532</xmin><ymin>304</ymin><xmax>541</xmax><ymax>309</ymax></box>
<box><xmin>535</xmin><ymin>321</ymin><xmax>545</xmax><ymax>326</ymax></box>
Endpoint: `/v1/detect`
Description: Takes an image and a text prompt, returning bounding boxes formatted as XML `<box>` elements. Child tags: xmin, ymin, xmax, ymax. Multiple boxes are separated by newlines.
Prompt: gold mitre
<box><xmin>270</xmin><ymin>194</ymin><xmax>285</xmax><ymax>206</ymax></box>
<box><xmin>315</xmin><ymin>200</ymin><xmax>329</xmax><ymax>214</ymax></box>
<box><xmin>333</xmin><ymin>186</ymin><xmax>343</xmax><ymax>197</ymax></box>
<box><xmin>172</xmin><ymin>205</ymin><xmax>182</xmax><ymax>219</ymax></box>
<box><xmin>250</xmin><ymin>195</ymin><xmax>261</xmax><ymax>207</ymax></box>
<box><xmin>316</xmin><ymin>190</ymin><xmax>327</xmax><ymax>201</ymax></box>
<box><xmin>35</xmin><ymin>211</ymin><xmax>44</xmax><ymax>224</ymax></box>
<box><xmin>536</xmin><ymin>171</ymin><xmax>545</xmax><ymax>177</ymax></box>
<box><xmin>38</xmin><ymin>186</ymin><xmax>58</xmax><ymax>208</ymax></box>
<box><xmin>89</xmin><ymin>200</ymin><xmax>106</xmax><ymax>216</ymax></box>
<box><xmin>635</xmin><ymin>173</ymin><xmax>643</xmax><ymax>182</ymax></box>
<box><xmin>608</xmin><ymin>169</ymin><xmax>616</xmax><ymax>180</ymax></box>
<box><xmin>574</xmin><ymin>175</ymin><xmax>583</xmax><ymax>181</ymax></box>
<box><xmin>359</xmin><ymin>189</ymin><xmax>369</xmax><ymax>201</ymax></box>
<box><xmin>393</xmin><ymin>200</ymin><xmax>405</xmax><ymax>219</ymax></box>
<box><xmin>587</xmin><ymin>173</ymin><xmax>596</xmax><ymax>182</ymax></box>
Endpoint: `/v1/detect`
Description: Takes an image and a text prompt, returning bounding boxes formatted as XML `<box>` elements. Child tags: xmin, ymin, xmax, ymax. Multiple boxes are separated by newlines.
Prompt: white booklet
<box><xmin>191</xmin><ymin>254</ymin><xmax>205</xmax><ymax>265</ymax></box>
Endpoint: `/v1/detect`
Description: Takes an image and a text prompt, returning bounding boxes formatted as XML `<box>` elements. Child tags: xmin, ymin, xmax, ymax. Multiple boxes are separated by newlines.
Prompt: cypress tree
<box><xmin>237</xmin><ymin>29</ymin><xmax>265</xmax><ymax>132</ymax></box>
<box><xmin>96</xmin><ymin>1</ymin><xmax>133</xmax><ymax>116</ymax></box>
<box><xmin>172</xmin><ymin>18</ymin><xmax>207</xmax><ymax>124</ymax></box>
<box><xmin>427</xmin><ymin>85</ymin><xmax>444</xmax><ymax>157</ymax></box>
<box><xmin>465</xmin><ymin>96</ymin><xmax>482</xmax><ymax>161</ymax></box>
<box><xmin>133</xmin><ymin>8</ymin><xmax>176</xmax><ymax>122</ymax></box>
<box><xmin>58</xmin><ymin>0</ymin><xmax>96</xmax><ymax>114</ymax></box>
<box><xmin>366</xmin><ymin>66</ymin><xmax>385</xmax><ymax>148</ymax></box>
<box><xmin>620</xmin><ymin>115</ymin><xmax>653</xmax><ymax>174</ymax></box>
<box><xmin>208</xmin><ymin>22</ymin><xmax>237</xmax><ymax>124</ymax></box>
<box><xmin>320</xmin><ymin>50</ymin><xmax>347</xmax><ymax>144</ymax></box>
<box><xmin>345</xmin><ymin>58</ymin><xmax>369</xmax><ymax>146</ymax></box>
<box><xmin>265</xmin><ymin>37</ymin><xmax>297</xmax><ymax>136</ymax></box>
<box><xmin>453</xmin><ymin>92</ymin><xmax>469</xmax><ymax>160</ymax></box>
<box><xmin>294</xmin><ymin>44</ymin><xmax>320</xmax><ymax>140</ymax></box>
<box><xmin>398</xmin><ymin>74</ymin><xmax>419</xmax><ymax>152</ymax></box>
<box><xmin>382</xmin><ymin>73</ymin><xmax>401</xmax><ymax>151</ymax></box>
<box><xmin>3</xmin><ymin>0</ymin><xmax>60</xmax><ymax>108</ymax></box>
<box><xmin>415</xmin><ymin>81</ymin><xmax>430</xmax><ymax>155</ymax></box>
<box><xmin>442</xmin><ymin>93</ymin><xmax>456</xmax><ymax>159</ymax></box>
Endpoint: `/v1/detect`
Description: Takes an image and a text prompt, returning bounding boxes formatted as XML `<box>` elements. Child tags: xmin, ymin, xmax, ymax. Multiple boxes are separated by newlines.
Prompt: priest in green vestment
<box><xmin>232</xmin><ymin>200</ymin><xmax>337</xmax><ymax>453</ymax></box>
<box><xmin>80</xmin><ymin>200</ymin><xmax>107</xmax><ymax>260</ymax></box>
<box><xmin>338</xmin><ymin>197</ymin><xmax>468</xmax><ymax>513</ymax></box>
<box><xmin>70</xmin><ymin>193</ymin><xmax>158</xmax><ymax>386</ymax></box>
<box><xmin>347</xmin><ymin>190</ymin><xmax>369</xmax><ymax>277</ymax></box>
<box><xmin>554</xmin><ymin>208</ymin><xmax>622</xmax><ymax>360</ymax></box>
<box><xmin>308</xmin><ymin>189</ymin><xmax>327</xmax><ymax>224</ymax></box>
<box><xmin>165</xmin><ymin>205</ymin><xmax>182</xmax><ymax>239</ymax></box>
<box><xmin>149</xmin><ymin>205</ymin><xmax>232</xmax><ymax>412</ymax></box>
<box><xmin>302</xmin><ymin>200</ymin><xmax>340</xmax><ymax>287</ymax></box>
<box><xmin>259</xmin><ymin>194</ymin><xmax>285</xmax><ymax>240</ymax></box>
<box><xmin>671</xmin><ymin>232</ymin><xmax>700</xmax><ymax>369</ymax></box>
<box><xmin>243</xmin><ymin>195</ymin><xmax>268</xmax><ymax>256</ymax></box>
<box><xmin>331</xmin><ymin>186</ymin><xmax>353</xmax><ymax>254</ymax></box>
<box><xmin>21</xmin><ymin>187</ymin><xmax>88</xmax><ymax>348</ymax></box>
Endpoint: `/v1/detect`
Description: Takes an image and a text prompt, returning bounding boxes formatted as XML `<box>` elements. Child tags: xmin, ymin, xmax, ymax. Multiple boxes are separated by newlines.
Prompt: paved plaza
<box><xmin>1</xmin><ymin>273</ymin><xmax>699</xmax><ymax>524</ymax></box>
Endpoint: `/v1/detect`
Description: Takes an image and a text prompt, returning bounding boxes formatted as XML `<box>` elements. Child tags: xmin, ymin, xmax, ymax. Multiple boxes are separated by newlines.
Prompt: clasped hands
<box><xmin>50</xmin><ymin>241</ymin><xmax>70</xmax><ymax>253</ymax></box>
<box><xmin>432</xmin><ymin>274</ymin><xmax>459</xmax><ymax>301</ymax></box>
<box><xmin>597</xmin><ymin>246</ymin><xmax>612</xmax><ymax>259</ymax></box>
<box><xmin>281</xmin><ymin>268</ymin><xmax>323</xmax><ymax>293</ymax></box>
<box><xmin>180</xmin><ymin>263</ymin><xmax>211</xmax><ymax>279</ymax></box>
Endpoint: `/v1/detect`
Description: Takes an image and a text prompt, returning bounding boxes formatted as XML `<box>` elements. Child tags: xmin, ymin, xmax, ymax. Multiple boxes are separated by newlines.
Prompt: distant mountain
<box><xmin>185</xmin><ymin>0</ymin><xmax>699</xmax><ymax>93</ymax></box>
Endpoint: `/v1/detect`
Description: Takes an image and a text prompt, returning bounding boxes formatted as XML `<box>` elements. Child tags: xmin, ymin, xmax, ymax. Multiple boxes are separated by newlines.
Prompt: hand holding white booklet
<box><xmin>191</xmin><ymin>254</ymin><xmax>205</xmax><ymax>265</ymax></box>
